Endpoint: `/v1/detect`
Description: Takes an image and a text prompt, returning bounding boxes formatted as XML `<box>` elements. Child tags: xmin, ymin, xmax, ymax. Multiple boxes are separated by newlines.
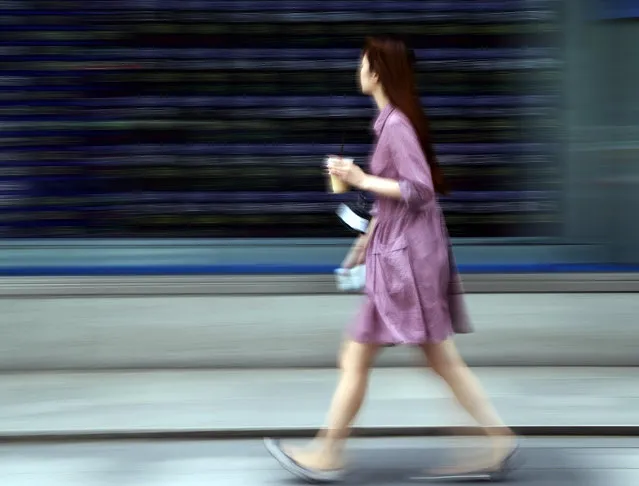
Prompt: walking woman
<box><xmin>265</xmin><ymin>36</ymin><xmax>518</xmax><ymax>483</ymax></box>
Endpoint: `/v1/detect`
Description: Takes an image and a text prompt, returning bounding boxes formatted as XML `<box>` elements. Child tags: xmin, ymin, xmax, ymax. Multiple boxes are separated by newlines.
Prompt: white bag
<box><xmin>334</xmin><ymin>265</ymin><xmax>366</xmax><ymax>292</ymax></box>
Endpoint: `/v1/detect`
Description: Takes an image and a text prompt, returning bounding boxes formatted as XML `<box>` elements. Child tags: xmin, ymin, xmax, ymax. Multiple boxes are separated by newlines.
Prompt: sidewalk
<box><xmin>0</xmin><ymin>367</ymin><xmax>638</xmax><ymax>439</ymax></box>
<box><xmin>2</xmin><ymin>294</ymin><xmax>639</xmax><ymax>370</ymax></box>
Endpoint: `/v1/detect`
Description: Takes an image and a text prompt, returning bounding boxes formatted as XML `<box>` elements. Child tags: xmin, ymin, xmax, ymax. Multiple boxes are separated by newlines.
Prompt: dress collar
<box><xmin>373</xmin><ymin>103</ymin><xmax>395</xmax><ymax>136</ymax></box>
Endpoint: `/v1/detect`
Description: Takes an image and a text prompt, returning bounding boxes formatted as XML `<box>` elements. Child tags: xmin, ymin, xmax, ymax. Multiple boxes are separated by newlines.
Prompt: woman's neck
<box><xmin>372</xmin><ymin>90</ymin><xmax>390</xmax><ymax>111</ymax></box>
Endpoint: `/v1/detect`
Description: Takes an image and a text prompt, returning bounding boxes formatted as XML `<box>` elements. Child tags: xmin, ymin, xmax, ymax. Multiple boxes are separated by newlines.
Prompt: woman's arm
<box><xmin>357</xmin><ymin>118</ymin><xmax>435</xmax><ymax>207</ymax></box>
<box><xmin>353</xmin><ymin>215</ymin><xmax>377</xmax><ymax>254</ymax></box>
<box><xmin>366</xmin><ymin>216</ymin><xmax>378</xmax><ymax>238</ymax></box>
<box><xmin>359</xmin><ymin>176</ymin><xmax>402</xmax><ymax>199</ymax></box>
<box><xmin>341</xmin><ymin>216</ymin><xmax>377</xmax><ymax>268</ymax></box>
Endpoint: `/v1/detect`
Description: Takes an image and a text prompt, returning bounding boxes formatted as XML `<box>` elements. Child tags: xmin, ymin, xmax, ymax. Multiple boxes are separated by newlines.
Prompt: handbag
<box><xmin>334</xmin><ymin>265</ymin><xmax>366</xmax><ymax>292</ymax></box>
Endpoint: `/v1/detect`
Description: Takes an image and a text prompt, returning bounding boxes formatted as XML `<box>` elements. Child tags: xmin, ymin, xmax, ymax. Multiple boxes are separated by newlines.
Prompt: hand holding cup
<box><xmin>326</xmin><ymin>156</ymin><xmax>367</xmax><ymax>193</ymax></box>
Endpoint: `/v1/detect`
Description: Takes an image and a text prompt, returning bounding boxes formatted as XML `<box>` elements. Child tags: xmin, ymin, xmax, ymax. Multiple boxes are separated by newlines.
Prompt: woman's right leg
<box><xmin>421</xmin><ymin>338</ymin><xmax>516</xmax><ymax>471</ymax></box>
<box><xmin>283</xmin><ymin>339</ymin><xmax>380</xmax><ymax>470</ymax></box>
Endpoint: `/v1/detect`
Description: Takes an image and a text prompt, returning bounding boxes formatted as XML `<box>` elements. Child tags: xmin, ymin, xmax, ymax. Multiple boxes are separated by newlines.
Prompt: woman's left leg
<box><xmin>421</xmin><ymin>338</ymin><xmax>517</xmax><ymax>473</ymax></box>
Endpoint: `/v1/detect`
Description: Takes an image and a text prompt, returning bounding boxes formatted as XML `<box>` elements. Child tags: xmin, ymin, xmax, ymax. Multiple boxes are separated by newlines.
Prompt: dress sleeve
<box><xmin>385</xmin><ymin>117</ymin><xmax>435</xmax><ymax>208</ymax></box>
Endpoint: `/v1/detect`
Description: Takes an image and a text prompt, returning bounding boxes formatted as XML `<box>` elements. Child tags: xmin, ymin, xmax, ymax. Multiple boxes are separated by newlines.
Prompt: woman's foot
<box><xmin>264</xmin><ymin>438</ymin><xmax>345</xmax><ymax>483</ymax></box>
<box><xmin>423</xmin><ymin>434</ymin><xmax>520</xmax><ymax>479</ymax></box>
<box><xmin>283</xmin><ymin>439</ymin><xmax>346</xmax><ymax>470</ymax></box>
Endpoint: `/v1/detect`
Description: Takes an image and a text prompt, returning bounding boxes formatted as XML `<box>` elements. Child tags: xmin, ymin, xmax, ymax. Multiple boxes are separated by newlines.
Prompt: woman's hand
<box><xmin>327</xmin><ymin>158</ymin><xmax>369</xmax><ymax>189</ymax></box>
<box><xmin>341</xmin><ymin>234</ymin><xmax>368</xmax><ymax>269</ymax></box>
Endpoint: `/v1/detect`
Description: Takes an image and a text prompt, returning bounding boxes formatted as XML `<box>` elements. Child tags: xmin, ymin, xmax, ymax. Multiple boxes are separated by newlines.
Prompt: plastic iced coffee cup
<box><xmin>326</xmin><ymin>156</ymin><xmax>353</xmax><ymax>194</ymax></box>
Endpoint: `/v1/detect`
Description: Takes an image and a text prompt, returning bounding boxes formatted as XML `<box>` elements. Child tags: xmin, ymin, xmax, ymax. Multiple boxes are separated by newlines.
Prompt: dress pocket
<box><xmin>373</xmin><ymin>235</ymin><xmax>413</xmax><ymax>297</ymax></box>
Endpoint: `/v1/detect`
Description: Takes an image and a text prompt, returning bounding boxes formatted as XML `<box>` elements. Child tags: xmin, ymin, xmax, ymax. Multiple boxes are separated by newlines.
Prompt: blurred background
<box><xmin>1</xmin><ymin>1</ymin><xmax>639</xmax><ymax>485</ymax></box>
<box><xmin>2</xmin><ymin>0</ymin><xmax>638</xmax><ymax>271</ymax></box>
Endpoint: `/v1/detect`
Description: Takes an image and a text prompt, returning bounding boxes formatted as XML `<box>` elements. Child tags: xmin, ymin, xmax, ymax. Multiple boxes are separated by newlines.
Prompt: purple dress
<box><xmin>349</xmin><ymin>104</ymin><xmax>473</xmax><ymax>345</ymax></box>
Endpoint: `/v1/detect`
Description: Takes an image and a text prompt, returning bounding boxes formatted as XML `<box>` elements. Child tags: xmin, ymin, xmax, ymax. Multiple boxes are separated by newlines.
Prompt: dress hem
<box><xmin>348</xmin><ymin>332</ymin><xmax>455</xmax><ymax>347</ymax></box>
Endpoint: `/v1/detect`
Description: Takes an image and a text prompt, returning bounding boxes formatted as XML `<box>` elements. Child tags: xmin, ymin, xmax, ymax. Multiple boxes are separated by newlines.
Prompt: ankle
<box><xmin>485</xmin><ymin>427</ymin><xmax>515</xmax><ymax>439</ymax></box>
<box><xmin>319</xmin><ymin>437</ymin><xmax>342</xmax><ymax>456</ymax></box>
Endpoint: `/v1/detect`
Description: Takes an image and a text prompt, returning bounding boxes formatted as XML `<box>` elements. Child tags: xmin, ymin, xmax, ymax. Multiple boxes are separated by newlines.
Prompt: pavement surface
<box><xmin>1</xmin><ymin>293</ymin><xmax>639</xmax><ymax>369</ymax></box>
<box><xmin>0</xmin><ymin>437</ymin><xmax>637</xmax><ymax>485</ymax></box>
<box><xmin>1</xmin><ymin>368</ymin><xmax>638</xmax><ymax>438</ymax></box>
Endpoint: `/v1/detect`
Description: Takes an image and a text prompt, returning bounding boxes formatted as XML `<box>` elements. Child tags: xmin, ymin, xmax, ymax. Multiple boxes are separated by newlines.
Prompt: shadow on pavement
<box><xmin>277</xmin><ymin>446</ymin><xmax>591</xmax><ymax>485</ymax></box>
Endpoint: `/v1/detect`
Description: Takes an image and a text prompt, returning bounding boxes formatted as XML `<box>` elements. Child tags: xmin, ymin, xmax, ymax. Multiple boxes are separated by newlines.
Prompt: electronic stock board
<box><xmin>0</xmin><ymin>0</ymin><xmax>563</xmax><ymax>238</ymax></box>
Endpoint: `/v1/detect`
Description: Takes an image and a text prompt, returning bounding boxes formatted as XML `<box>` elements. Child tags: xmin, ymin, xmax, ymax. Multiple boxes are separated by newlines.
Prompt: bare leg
<box><xmin>283</xmin><ymin>340</ymin><xmax>380</xmax><ymax>470</ymax></box>
<box><xmin>421</xmin><ymin>338</ymin><xmax>516</xmax><ymax>472</ymax></box>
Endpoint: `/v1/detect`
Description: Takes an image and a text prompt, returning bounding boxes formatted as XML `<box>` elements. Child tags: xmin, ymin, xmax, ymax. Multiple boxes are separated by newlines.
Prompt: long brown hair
<box><xmin>363</xmin><ymin>36</ymin><xmax>449</xmax><ymax>195</ymax></box>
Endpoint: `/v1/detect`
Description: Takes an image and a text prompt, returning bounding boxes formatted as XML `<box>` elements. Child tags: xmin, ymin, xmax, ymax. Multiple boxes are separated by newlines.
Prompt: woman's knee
<box><xmin>339</xmin><ymin>340</ymin><xmax>378</xmax><ymax>375</ymax></box>
<box><xmin>422</xmin><ymin>339</ymin><xmax>465</xmax><ymax>377</ymax></box>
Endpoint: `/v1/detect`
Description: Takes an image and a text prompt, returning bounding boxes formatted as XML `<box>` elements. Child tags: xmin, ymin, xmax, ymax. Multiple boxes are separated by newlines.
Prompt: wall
<box><xmin>564</xmin><ymin>1</ymin><xmax>639</xmax><ymax>265</ymax></box>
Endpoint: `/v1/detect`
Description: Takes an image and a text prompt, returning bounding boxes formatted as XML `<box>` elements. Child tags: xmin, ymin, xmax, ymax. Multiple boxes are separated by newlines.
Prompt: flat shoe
<box><xmin>264</xmin><ymin>438</ymin><xmax>345</xmax><ymax>484</ymax></box>
<box><xmin>412</xmin><ymin>443</ymin><xmax>522</xmax><ymax>482</ymax></box>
